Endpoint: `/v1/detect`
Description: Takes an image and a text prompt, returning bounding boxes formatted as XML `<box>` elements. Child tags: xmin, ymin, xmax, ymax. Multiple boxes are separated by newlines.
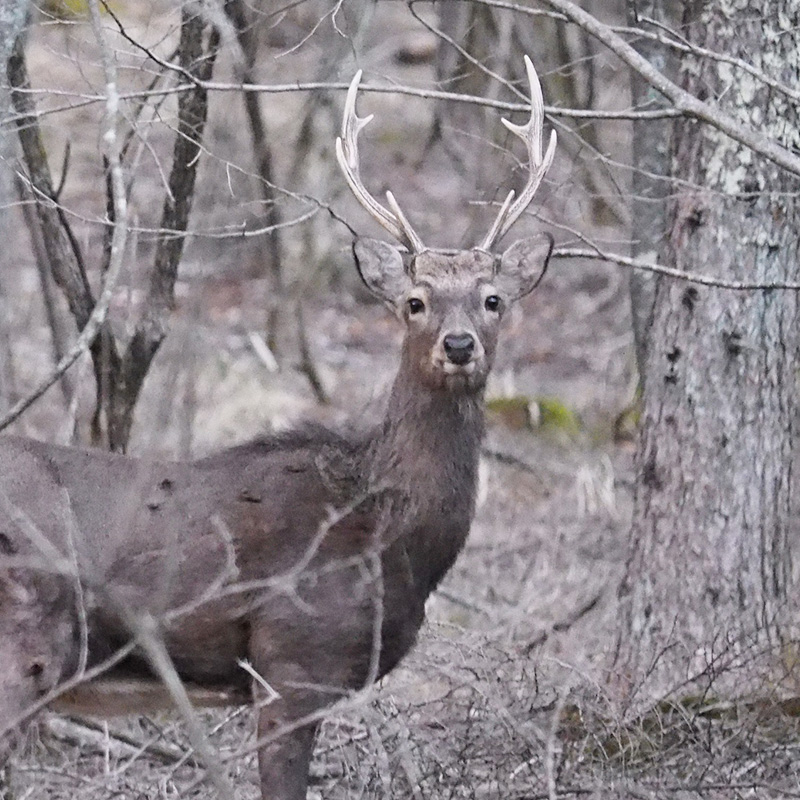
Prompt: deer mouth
<box><xmin>432</xmin><ymin>357</ymin><xmax>487</xmax><ymax>391</ymax></box>
<box><xmin>443</xmin><ymin>361</ymin><xmax>476</xmax><ymax>376</ymax></box>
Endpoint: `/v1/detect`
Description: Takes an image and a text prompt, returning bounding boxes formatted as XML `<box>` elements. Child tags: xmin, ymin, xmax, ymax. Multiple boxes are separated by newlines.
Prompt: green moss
<box><xmin>41</xmin><ymin>0</ymin><xmax>89</xmax><ymax>17</ymax></box>
<box><xmin>41</xmin><ymin>0</ymin><xmax>119</xmax><ymax>19</ymax></box>
<box><xmin>485</xmin><ymin>395</ymin><xmax>533</xmax><ymax>430</ymax></box>
<box><xmin>486</xmin><ymin>394</ymin><xmax>582</xmax><ymax>439</ymax></box>
<box><xmin>534</xmin><ymin>396</ymin><xmax>582</xmax><ymax>438</ymax></box>
<box><xmin>613</xmin><ymin>386</ymin><xmax>642</xmax><ymax>442</ymax></box>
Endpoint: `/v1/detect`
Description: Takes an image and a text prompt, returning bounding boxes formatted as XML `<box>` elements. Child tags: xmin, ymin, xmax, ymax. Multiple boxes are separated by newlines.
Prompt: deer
<box><xmin>0</xmin><ymin>55</ymin><xmax>556</xmax><ymax>799</ymax></box>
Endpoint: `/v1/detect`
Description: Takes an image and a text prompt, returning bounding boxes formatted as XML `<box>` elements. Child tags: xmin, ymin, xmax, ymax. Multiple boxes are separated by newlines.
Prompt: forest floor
<box><xmin>1</xmin><ymin>2</ymin><xmax>797</xmax><ymax>798</ymax></box>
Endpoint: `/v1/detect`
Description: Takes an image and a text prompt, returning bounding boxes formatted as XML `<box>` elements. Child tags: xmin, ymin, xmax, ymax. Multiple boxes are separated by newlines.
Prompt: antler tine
<box><xmin>481</xmin><ymin>55</ymin><xmax>557</xmax><ymax>251</ymax></box>
<box><xmin>335</xmin><ymin>71</ymin><xmax>425</xmax><ymax>253</ymax></box>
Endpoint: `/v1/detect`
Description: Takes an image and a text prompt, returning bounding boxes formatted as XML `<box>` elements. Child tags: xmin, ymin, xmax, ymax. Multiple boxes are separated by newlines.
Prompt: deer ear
<box><xmin>353</xmin><ymin>239</ymin><xmax>411</xmax><ymax>306</ymax></box>
<box><xmin>497</xmin><ymin>233</ymin><xmax>553</xmax><ymax>301</ymax></box>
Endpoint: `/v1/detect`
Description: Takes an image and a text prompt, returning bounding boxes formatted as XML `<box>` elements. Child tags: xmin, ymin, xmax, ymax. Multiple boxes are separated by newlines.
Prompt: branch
<box><xmin>6</xmin><ymin>15</ymin><xmax>132</xmax><ymax>437</ymax></box>
<box><xmin>7</xmin><ymin>36</ymin><xmax>95</xmax><ymax>328</ymax></box>
<box><xmin>46</xmin><ymin>715</ymin><xmax>192</xmax><ymax>767</ymax></box>
<box><xmin>226</xmin><ymin>0</ymin><xmax>283</xmax><ymax>289</ymax></box>
<box><xmin>475</xmin><ymin>0</ymin><xmax>800</xmax><ymax>178</ymax></box>
<box><xmin>553</xmin><ymin>247</ymin><xmax>800</xmax><ymax>291</ymax></box>
<box><xmin>7</xmin><ymin>79</ymin><xmax>684</xmax><ymax>124</ymax></box>
<box><xmin>140</xmin><ymin>12</ymin><xmax>217</xmax><ymax>345</ymax></box>
<box><xmin>624</xmin><ymin>17</ymin><xmax>800</xmax><ymax>105</ymax></box>
<box><xmin>124</xmin><ymin>612</ymin><xmax>236</xmax><ymax>800</ymax></box>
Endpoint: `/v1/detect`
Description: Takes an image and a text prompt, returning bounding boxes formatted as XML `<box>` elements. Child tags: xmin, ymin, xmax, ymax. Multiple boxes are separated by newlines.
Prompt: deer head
<box><xmin>336</xmin><ymin>55</ymin><xmax>556</xmax><ymax>394</ymax></box>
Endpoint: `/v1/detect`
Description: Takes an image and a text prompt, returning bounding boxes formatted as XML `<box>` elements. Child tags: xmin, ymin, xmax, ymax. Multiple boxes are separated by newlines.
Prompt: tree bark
<box><xmin>0</xmin><ymin>1</ymin><xmax>30</xmax><ymax>417</ymax></box>
<box><xmin>626</xmin><ymin>0</ymin><xmax>680</xmax><ymax>381</ymax></box>
<box><xmin>616</xmin><ymin>1</ymin><xmax>800</xmax><ymax>703</ymax></box>
<box><xmin>225</xmin><ymin>0</ymin><xmax>282</xmax><ymax>290</ymax></box>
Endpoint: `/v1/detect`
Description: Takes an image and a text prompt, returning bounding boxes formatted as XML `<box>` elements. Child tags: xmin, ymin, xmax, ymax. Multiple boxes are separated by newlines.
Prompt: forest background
<box><xmin>1</xmin><ymin>0</ymin><xmax>799</xmax><ymax>797</ymax></box>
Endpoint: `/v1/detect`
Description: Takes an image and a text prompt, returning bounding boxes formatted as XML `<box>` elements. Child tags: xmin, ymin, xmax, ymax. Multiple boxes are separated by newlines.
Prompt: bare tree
<box><xmin>110</xmin><ymin>8</ymin><xmax>220</xmax><ymax>451</ymax></box>
<box><xmin>615</xmin><ymin>0</ymin><xmax>800</xmax><ymax>701</ymax></box>
<box><xmin>224</xmin><ymin>0</ymin><xmax>283</xmax><ymax>305</ymax></box>
<box><xmin>6</xmin><ymin>6</ymin><xmax>219</xmax><ymax>452</ymax></box>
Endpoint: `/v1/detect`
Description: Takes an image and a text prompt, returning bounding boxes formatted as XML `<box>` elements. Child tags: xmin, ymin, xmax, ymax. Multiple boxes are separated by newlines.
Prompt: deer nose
<box><xmin>443</xmin><ymin>333</ymin><xmax>475</xmax><ymax>365</ymax></box>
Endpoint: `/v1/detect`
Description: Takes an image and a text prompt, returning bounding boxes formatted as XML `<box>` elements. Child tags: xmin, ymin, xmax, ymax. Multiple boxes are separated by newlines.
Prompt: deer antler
<box><xmin>336</xmin><ymin>71</ymin><xmax>425</xmax><ymax>253</ymax></box>
<box><xmin>481</xmin><ymin>55</ymin><xmax>557</xmax><ymax>251</ymax></box>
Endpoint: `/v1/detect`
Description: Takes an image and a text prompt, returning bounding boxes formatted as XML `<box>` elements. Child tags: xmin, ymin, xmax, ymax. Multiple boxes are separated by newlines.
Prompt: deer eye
<box><xmin>485</xmin><ymin>295</ymin><xmax>501</xmax><ymax>312</ymax></box>
<box><xmin>407</xmin><ymin>297</ymin><xmax>425</xmax><ymax>315</ymax></box>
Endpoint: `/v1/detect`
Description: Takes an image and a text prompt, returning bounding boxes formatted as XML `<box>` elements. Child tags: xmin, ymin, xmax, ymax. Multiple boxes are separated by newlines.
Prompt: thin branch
<box><xmin>295</xmin><ymin>298</ymin><xmax>328</xmax><ymax>404</ymax></box>
<box><xmin>46</xmin><ymin>715</ymin><xmax>192</xmax><ymax>767</ymax></box>
<box><xmin>124</xmin><ymin>612</ymin><xmax>236</xmax><ymax>800</ymax></box>
<box><xmin>11</xmin><ymin>188</ymin><xmax>318</xmax><ymax>241</ymax></box>
<box><xmin>0</xmin><ymin>188</ymin><xmax>127</xmax><ymax>431</ymax></box>
<box><xmin>472</xmin><ymin>0</ymin><xmax>800</xmax><ymax>177</ymax></box>
<box><xmin>16</xmin><ymin>175</ymin><xmax>75</xmax><ymax>406</ymax></box>
<box><xmin>553</xmin><ymin>247</ymin><xmax>800</xmax><ymax>291</ymax></box>
<box><xmin>0</xmin><ymin>637</ymin><xmax>139</xmax><ymax>741</ymax></box>
<box><xmin>7</xmin><ymin>9</ymin><xmax>133</xmax><ymax>439</ymax></box>
<box><xmin>226</xmin><ymin>0</ymin><xmax>283</xmax><ymax>289</ymax></box>
<box><xmin>7</xmin><ymin>79</ymin><xmax>684</xmax><ymax>123</ymax></box>
<box><xmin>108</xmin><ymin>9</ymin><xmax>220</xmax><ymax>450</ymax></box>
<box><xmin>409</xmin><ymin>0</ymin><xmax>520</xmax><ymax>101</ymax></box>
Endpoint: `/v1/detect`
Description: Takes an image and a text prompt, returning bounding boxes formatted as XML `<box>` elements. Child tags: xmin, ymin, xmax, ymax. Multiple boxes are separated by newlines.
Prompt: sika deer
<box><xmin>0</xmin><ymin>56</ymin><xmax>555</xmax><ymax>799</ymax></box>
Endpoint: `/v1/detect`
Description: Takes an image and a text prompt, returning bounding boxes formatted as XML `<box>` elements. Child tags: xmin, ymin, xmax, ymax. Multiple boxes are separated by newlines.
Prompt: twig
<box><xmin>8</xmin><ymin>41</ymin><xmax>95</xmax><ymax>330</ymax></box>
<box><xmin>226</xmin><ymin>0</ymin><xmax>283</xmax><ymax>292</ymax></box>
<box><xmin>624</xmin><ymin>17</ymin><xmax>800</xmax><ymax>105</ymax></box>
<box><xmin>546</xmin><ymin>686</ymin><xmax>571</xmax><ymax>800</ymax></box>
<box><xmin>0</xmin><ymin>0</ymin><xmax>130</xmax><ymax>433</ymax></box>
<box><xmin>124</xmin><ymin>612</ymin><xmax>236</xmax><ymax>800</ymax></box>
<box><xmin>296</xmin><ymin>298</ymin><xmax>328</xmax><ymax>404</ymax></box>
<box><xmin>482</xmin><ymin>446</ymin><xmax>542</xmax><ymax>476</ymax></box>
<box><xmin>0</xmin><ymin>278</ymin><xmax>125</xmax><ymax>432</ymax></box>
<box><xmin>16</xmin><ymin>177</ymin><xmax>76</xmax><ymax>407</ymax></box>
<box><xmin>435</xmin><ymin>587</ymin><xmax>493</xmax><ymax>617</ymax></box>
<box><xmin>0</xmin><ymin>638</ymin><xmax>140</xmax><ymax>742</ymax></box>
<box><xmin>247</xmin><ymin>331</ymin><xmax>279</xmax><ymax>373</ymax></box>
<box><xmin>108</xmin><ymin>8</ymin><xmax>220</xmax><ymax>450</ymax></box>
<box><xmin>45</xmin><ymin>715</ymin><xmax>192</xmax><ymax>767</ymax></box>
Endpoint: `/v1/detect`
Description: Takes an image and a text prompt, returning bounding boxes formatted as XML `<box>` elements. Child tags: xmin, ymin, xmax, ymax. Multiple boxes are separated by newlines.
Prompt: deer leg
<box><xmin>249</xmin><ymin>625</ymin><xmax>331</xmax><ymax>800</ymax></box>
<box><xmin>255</xmin><ymin>705</ymin><xmax>320</xmax><ymax>800</ymax></box>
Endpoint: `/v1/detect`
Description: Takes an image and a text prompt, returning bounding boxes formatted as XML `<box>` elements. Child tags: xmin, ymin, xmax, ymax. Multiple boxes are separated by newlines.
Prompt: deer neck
<box><xmin>370</xmin><ymin>346</ymin><xmax>485</xmax><ymax>529</ymax></box>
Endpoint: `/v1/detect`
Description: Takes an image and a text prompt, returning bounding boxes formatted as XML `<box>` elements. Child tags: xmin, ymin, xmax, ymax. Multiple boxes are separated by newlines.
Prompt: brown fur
<box><xmin>0</xmin><ymin>237</ymin><xmax>552</xmax><ymax>799</ymax></box>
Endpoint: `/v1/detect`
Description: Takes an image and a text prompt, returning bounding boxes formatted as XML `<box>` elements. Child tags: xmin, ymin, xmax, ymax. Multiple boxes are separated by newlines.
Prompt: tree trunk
<box><xmin>626</xmin><ymin>0</ymin><xmax>680</xmax><ymax>381</ymax></box>
<box><xmin>615</xmin><ymin>1</ymin><xmax>800</xmax><ymax>703</ymax></box>
<box><xmin>0</xmin><ymin>1</ymin><xmax>30</xmax><ymax>419</ymax></box>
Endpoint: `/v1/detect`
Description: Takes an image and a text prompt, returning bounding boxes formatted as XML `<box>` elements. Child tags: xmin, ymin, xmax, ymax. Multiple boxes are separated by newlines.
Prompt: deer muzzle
<box><xmin>443</xmin><ymin>333</ymin><xmax>476</xmax><ymax>366</ymax></box>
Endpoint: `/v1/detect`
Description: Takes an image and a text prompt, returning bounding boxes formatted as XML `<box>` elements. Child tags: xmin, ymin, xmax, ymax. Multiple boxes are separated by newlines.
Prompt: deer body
<box><xmin>0</xmin><ymin>376</ymin><xmax>475</xmax><ymax>679</ymax></box>
<box><xmin>0</xmin><ymin>56</ymin><xmax>555</xmax><ymax>799</ymax></box>
<box><xmin>0</xmin><ymin>297</ymin><xmax>491</xmax><ymax>797</ymax></box>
